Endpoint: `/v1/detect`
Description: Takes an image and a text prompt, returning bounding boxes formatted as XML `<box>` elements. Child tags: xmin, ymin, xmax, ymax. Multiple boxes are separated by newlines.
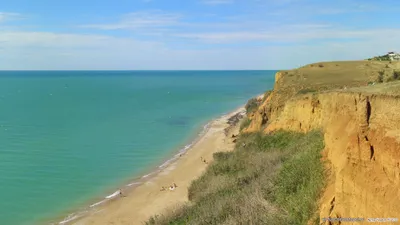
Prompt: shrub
<box><xmin>370</xmin><ymin>54</ymin><xmax>390</xmax><ymax>61</ymax></box>
<box><xmin>387</xmin><ymin>71</ymin><xmax>400</xmax><ymax>82</ymax></box>
<box><xmin>297</xmin><ymin>88</ymin><xmax>317</xmax><ymax>95</ymax></box>
<box><xmin>377</xmin><ymin>71</ymin><xmax>384</xmax><ymax>83</ymax></box>
<box><xmin>245</xmin><ymin>98</ymin><xmax>259</xmax><ymax>114</ymax></box>
<box><xmin>393</xmin><ymin>71</ymin><xmax>400</xmax><ymax>80</ymax></box>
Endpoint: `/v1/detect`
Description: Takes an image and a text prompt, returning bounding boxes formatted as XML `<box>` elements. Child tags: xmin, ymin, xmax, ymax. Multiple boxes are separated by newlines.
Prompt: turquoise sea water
<box><xmin>0</xmin><ymin>71</ymin><xmax>275</xmax><ymax>225</ymax></box>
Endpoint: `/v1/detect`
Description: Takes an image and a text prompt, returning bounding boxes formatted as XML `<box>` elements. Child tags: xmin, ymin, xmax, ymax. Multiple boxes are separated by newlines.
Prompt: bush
<box><xmin>297</xmin><ymin>88</ymin><xmax>317</xmax><ymax>95</ymax></box>
<box><xmin>245</xmin><ymin>98</ymin><xmax>259</xmax><ymax>114</ymax></box>
<box><xmin>387</xmin><ymin>71</ymin><xmax>400</xmax><ymax>82</ymax></box>
<box><xmin>377</xmin><ymin>71</ymin><xmax>384</xmax><ymax>83</ymax></box>
<box><xmin>370</xmin><ymin>54</ymin><xmax>390</xmax><ymax>61</ymax></box>
<box><xmin>393</xmin><ymin>71</ymin><xmax>400</xmax><ymax>80</ymax></box>
<box><xmin>146</xmin><ymin>131</ymin><xmax>326</xmax><ymax>225</ymax></box>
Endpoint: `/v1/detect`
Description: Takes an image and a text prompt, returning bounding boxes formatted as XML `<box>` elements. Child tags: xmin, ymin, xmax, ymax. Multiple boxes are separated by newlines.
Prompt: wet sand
<box><xmin>71</xmin><ymin>107</ymin><xmax>246</xmax><ymax>225</ymax></box>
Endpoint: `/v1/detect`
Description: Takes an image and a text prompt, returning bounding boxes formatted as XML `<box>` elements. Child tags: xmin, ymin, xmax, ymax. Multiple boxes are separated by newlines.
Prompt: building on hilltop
<box><xmin>388</xmin><ymin>52</ymin><xmax>400</xmax><ymax>61</ymax></box>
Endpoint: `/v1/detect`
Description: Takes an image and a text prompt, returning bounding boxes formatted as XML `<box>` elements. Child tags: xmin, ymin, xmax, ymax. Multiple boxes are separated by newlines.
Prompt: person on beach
<box><xmin>168</xmin><ymin>183</ymin><xmax>178</xmax><ymax>191</ymax></box>
<box><xmin>119</xmin><ymin>189</ymin><xmax>126</xmax><ymax>197</ymax></box>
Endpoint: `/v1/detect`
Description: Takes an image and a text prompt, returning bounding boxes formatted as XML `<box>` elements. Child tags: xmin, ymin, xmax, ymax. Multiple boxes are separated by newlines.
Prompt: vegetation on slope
<box><xmin>239</xmin><ymin>118</ymin><xmax>252</xmax><ymax>131</ymax></box>
<box><xmin>387</xmin><ymin>70</ymin><xmax>400</xmax><ymax>82</ymax></box>
<box><xmin>245</xmin><ymin>98</ymin><xmax>260</xmax><ymax>114</ymax></box>
<box><xmin>374</xmin><ymin>70</ymin><xmax>400</xmax><ymax>83</ymax></box>
<box><xmin>297</xmin><ymin>88</ymin><xmax>317</xmax><ymax>95</ymax></box>
<box><xmin>146</xmin><ymin>130</ymin><xmax>325</xmax><ymax>225</ymax></box>
<box><xmin>368</xmin><ymin>54</ymin><xmax>391</xmax><ymax>61</ymax></box>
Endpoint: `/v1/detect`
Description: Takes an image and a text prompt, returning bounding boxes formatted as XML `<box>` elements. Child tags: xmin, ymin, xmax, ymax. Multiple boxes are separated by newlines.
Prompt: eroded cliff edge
<box><xmin>246</xmin><ymin>61</ymin><xmax>400</xmax><ymax>223</ymax></box>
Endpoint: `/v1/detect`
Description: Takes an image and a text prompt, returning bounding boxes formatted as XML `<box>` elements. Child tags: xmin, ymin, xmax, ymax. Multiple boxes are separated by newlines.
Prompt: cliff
<box><xmin>246</xmin><ymin>60</ymin><xmax>400</xmax><ymax>224</ymax></box>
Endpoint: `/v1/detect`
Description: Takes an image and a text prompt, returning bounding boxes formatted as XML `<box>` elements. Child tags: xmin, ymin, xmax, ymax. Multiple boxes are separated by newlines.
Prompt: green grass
<box><xmin>145</xmin><ymin>130</ymin><xmax>325</xmax><ymax>225</ymax></box>
<box><xmin>368</xmin><ymin>54</ymin><xmax>391</xmax><ymax>61</ymax></box>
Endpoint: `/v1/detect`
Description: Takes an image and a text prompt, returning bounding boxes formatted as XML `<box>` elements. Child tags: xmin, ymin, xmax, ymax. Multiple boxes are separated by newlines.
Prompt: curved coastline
<box><xmin>53</xmin><ymin>105</ymin><xmax>246</xmax><ymax>225</ymax></box>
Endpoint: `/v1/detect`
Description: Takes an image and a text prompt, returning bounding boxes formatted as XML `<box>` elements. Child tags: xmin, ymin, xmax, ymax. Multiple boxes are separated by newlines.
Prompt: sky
<box><xmin>0</xmin><ymin>0</ymin><xmax>400</xmax><ymax>70</ymax></box>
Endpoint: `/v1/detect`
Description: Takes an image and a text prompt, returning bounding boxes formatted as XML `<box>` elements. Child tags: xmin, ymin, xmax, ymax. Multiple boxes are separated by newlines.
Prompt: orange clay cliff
<box><xmin>245</xmin><ymin>60</ymin><xmax>400</xmax><ymax>224</ymax></box>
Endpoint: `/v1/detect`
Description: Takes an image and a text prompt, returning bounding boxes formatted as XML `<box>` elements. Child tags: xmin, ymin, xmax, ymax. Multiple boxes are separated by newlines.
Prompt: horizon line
<box><xmin>0</xmin><ymin>69</ymin><xmax>280</xmax><ymax>72</ymax></box>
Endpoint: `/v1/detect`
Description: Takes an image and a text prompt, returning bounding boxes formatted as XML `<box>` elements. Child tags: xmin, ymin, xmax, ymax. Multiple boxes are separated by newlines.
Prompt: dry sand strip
<box><xmin>71</xmin><ymin>107</ymin><xmax>245</xmax><ymax>225</ymax></box>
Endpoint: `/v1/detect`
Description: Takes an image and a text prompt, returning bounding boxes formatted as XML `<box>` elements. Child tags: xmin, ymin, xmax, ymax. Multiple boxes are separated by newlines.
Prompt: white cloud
<box><xmin>80</xmin><ymin>11</ymin><xmax>181</xmax><ymax>30</ymax></box>
<box><xmin>174</xmin><ymin>28</ymin><xmax>400</xmax><ymax>44</ymax></box>
<box><xmin>1</xmin><ymin>27</ymin><xmax>400</xmax><ymax>70</ymax></box>
<box><xmin>1</xmin><ymin>3</ymin><xmax>400</xmax><ymax>70</ymax></box>
<box><xmin>0</xmin><ymin>12</ymin><xmax>22</xmax><ymax>23</ymax></box>
<box><xmin>175</xmin><ymin>32</ymin><xmax>272</xmax><ymax>42</ymax></box>
<box><xmin>0</xmin><ymin>30</ymin><xmax>274</xmax><ymax>70</ymax></box>
<box><xmin>200</xmin><ymin>0</ymin><xmax>234</xmax><ymax>5</ymax></box>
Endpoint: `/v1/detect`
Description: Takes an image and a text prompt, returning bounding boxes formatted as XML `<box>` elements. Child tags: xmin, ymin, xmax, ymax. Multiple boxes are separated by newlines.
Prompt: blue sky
<box><xmin>0</xmin><ymin>0</ymin><xmax>400</xmax><ymax>70</ymax></box>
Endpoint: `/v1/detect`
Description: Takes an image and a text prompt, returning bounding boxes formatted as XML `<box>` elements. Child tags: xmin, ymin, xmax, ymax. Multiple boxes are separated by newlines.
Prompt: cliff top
<box><xmin>244</xmin><ymin>60</ymin><xmax>400</xmax><ymax>132</ymax></box>
<box><xmin>277</xmin><ymin>60</ymin><xmax>400</xmax><ymax>91</ymax></box>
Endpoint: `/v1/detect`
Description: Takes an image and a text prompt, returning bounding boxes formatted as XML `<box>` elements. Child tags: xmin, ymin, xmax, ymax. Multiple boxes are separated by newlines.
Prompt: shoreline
<box><xmin>53</xmin><ymin>105</ymin><xmax>246</xmax><ymax>225</ymax></box>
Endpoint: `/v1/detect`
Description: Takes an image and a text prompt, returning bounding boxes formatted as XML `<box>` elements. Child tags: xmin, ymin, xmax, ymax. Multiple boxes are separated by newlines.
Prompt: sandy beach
<box><xmin>69</xmin><ymin>107</ymin><xmax>246</xmax><ymax>225</ymax></box>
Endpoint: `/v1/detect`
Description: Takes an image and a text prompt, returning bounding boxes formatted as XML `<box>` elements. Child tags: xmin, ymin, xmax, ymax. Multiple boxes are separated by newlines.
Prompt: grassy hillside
<box><xmin>278</xmin><ymin>61</ymin><xmax>400</xmax><ymax>91</ymax></box>
<box><xmin>146</xmin><ymin>130</ymin><xmax>325</xmax><ymax>225</ymax></box>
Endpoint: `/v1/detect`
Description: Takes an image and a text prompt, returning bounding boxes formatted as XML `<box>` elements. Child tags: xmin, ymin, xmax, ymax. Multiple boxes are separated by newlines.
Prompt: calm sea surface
<box><xmin>0</xmin><ymin>71</ymin><xmax>275</xmax><ymax>225</ymax></box>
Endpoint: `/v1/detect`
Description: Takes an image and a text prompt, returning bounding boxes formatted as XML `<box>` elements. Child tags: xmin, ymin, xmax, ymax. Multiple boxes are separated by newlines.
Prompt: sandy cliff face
<box><xmin>265</xmin><ymin>92</ymin><xmax>400</xmax><ymax>222</ymax></box>
<box><xmin>247</xmin><ymin>63</ymin><xmax>400</xmax><ymax>224</ymax></box>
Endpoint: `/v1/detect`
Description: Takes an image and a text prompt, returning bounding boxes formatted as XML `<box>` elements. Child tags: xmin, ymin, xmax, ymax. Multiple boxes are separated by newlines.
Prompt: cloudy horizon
<box><xmin>1</xmin><ymin>0</ymin><xmax>400</xmax><ymax>70</ymax></box>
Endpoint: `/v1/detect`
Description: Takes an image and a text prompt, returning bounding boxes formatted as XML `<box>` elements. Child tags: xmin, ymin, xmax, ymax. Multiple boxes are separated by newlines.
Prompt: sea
<box><xmin>0</xmin><ymin>70</ymin><xmax>276</xmax><ymax>225</ymax></box>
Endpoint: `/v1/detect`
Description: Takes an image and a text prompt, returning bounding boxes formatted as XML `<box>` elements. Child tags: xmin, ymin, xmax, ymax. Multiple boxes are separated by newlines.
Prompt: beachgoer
<box><xmin>169</xmin><ymin>185</ymin><xmax>175</xmax><ymax>191</ymax></box>
<box><xmin>119</xmin><ymin>189</ymin><xmax>125</xmax><ymax>197</ymax></box>
<box><xmin>242</xmin><ymin>143</ymin><xmax>246</xmax><ymax>148</ymax></box>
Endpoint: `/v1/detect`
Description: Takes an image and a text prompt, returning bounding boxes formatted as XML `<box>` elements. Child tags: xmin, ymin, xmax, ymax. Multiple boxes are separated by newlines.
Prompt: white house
<box><xmin>388</xmin><ymin>52</ymin><xmax>400</xmax><ymax>61</ymax></box>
